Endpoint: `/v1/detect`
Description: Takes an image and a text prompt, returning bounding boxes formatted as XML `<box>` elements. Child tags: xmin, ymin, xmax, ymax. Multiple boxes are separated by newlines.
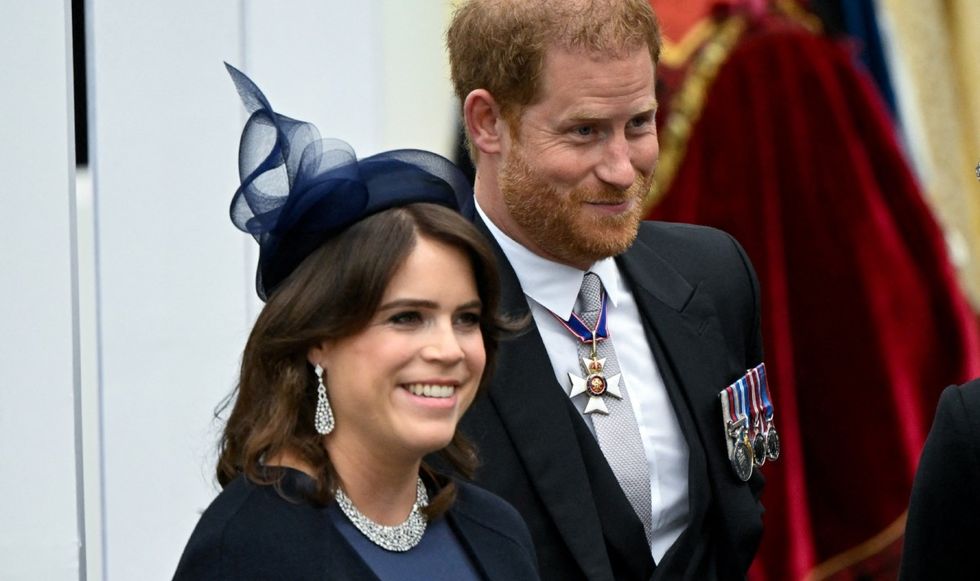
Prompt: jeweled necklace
<box><xmin>334</xmin><ymin>477</ymin><xmax>429</xmax><ymax>552</ymax></box>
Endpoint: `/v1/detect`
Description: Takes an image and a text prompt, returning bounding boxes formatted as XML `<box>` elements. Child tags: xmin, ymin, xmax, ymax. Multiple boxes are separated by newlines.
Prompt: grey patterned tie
<box><xmin>575</xmin><ymin>272</ymin><xmax>653</xmax><ymax>542</ymax></box>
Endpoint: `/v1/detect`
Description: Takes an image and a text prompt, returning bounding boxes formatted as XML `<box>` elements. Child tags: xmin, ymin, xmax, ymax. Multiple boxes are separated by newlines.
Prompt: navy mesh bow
<box><xmin>226</xmin><ymin>63</ymin><xmax>473</xmax><ymax>299</ymax></box>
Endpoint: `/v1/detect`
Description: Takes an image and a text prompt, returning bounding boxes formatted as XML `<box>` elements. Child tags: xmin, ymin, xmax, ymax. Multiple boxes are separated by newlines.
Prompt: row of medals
<box><xmin>729</xmin><ymin>419</ymin><xmax>779</xmax><ymax>482</ymax></box>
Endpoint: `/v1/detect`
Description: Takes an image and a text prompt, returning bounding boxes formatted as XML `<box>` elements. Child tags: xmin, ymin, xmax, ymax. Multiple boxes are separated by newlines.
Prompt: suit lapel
<box><xmin>475</xmin><ymin>216</ymin><xmax>619</xmax><ymax>581</ymax></box>
<box><xmin>617</xmin><ymin>229</ymin><xmax>732</xmax><ymax>456</ymax></box>
<box><xmin>617</xmin><ymin>231</ymin><xmax>759</xmax><ymax>564</ymax></box>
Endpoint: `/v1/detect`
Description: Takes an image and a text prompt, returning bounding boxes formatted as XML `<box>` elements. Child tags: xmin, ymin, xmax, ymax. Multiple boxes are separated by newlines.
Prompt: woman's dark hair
<box><xmin>216</xmin><ymin>203</ymin><xmax>507</xmax><ymax>518</ymax></box>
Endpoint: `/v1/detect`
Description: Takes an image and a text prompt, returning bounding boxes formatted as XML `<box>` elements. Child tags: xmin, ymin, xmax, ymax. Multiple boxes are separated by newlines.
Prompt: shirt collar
<box><xmin>475</xmin><ymin>199</ymin><xmax>624</xmax><ymax>319</ymax></box>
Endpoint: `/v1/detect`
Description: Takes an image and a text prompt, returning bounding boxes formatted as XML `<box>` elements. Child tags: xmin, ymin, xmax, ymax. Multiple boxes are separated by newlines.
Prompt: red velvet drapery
<box><xmin>648</xmin><ymin>15</ymin><xmax>980</xmax><ymax>580</ymax></box>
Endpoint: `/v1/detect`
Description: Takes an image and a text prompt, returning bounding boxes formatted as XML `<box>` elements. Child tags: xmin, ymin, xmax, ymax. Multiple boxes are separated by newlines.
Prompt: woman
<box><xmin>173</xmin><ymin>65</ymin><xmax>537</xmax><ymax>580</ymax></box>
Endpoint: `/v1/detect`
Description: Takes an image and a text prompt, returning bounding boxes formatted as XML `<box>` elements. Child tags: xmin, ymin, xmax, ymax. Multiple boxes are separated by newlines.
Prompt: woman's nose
<box><xmin>421</xmin><ymin>323</ymin><xmax>465</xmax><ymax>363</ymax></box>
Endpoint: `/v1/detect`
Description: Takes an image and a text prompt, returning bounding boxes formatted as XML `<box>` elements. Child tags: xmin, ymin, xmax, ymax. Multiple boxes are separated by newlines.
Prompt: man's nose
<box><xmin>595</xmin><ymin>134</ymin><xmax>637</xmax><ymax>190</ymax></box>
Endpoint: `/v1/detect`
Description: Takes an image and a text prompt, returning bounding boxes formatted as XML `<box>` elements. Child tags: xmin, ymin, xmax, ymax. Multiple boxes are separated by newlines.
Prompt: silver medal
<box><xmin>765</xmin><ymin>426</ymin><xmax>781</xmax><ymax>461</ymax></box>
<box><xmin>732</xmin><ymin>428</ymin><xmax>754</xmax><ymax>482</ymax></box>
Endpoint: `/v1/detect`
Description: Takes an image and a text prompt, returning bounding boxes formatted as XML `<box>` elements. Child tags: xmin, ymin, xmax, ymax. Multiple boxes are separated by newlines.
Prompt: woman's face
<box><xmin>311</xmin><ymin>235</ymin><xmax>486</xmax><ymax>465</ymax></box>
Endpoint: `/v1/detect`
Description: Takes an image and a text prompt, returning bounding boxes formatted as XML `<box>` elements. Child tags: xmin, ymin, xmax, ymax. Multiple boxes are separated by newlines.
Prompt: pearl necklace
<box><xmin>334</xmin><ymin>478</ymin><xmax>429</xmax><ymax>552</ymax></box>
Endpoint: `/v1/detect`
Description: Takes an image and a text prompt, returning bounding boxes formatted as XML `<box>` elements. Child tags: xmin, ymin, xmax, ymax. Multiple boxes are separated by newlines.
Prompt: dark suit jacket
<box><xmin>900</xmin><ymin>378</ymin><xmax>980</xmax><ymax>581</ymax></box>
<box><xmin>462</xmin><ymin>218</ymin><xmax>765</xmax><ymax>580</ymax></box>
<box><xmin>173</xmin><ymin>469</ymin><xmax>538</xmax><ymax>580</ymax></box>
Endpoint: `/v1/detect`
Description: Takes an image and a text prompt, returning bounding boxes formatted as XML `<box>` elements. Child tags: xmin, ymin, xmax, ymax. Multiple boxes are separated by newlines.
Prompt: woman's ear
<box><xmin>307</xmin><ymin>342</ymin><xmax>328</xmax><ymax>367</ymax></box>
<box><xmin>463</xmin><ymin>89</ymin><xmax>507</xmax><ymax>156</ymax></box>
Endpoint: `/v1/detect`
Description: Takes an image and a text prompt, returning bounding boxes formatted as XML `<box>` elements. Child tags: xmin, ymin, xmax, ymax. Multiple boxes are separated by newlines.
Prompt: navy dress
<box><xmin>173</xmin><ymin>468</ymin><xmax>538</xmax><ymax>581</ymax></box>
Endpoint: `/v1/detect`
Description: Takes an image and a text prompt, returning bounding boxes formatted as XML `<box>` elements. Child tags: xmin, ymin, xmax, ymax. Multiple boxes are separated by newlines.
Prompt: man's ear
<box><xmin>463</xmin><ymin>89</ymin><xmax>507</xmax><ymax>156</ymax></box>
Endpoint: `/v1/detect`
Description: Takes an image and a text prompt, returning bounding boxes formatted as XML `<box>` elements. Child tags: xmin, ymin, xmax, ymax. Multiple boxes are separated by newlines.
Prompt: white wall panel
<box><xmin>88</xmin><ymin>1</ymin><xmax>248</xmax><ymax>578</ymax></box>
<box><xmin>0</xmin><ymin>1</ymin><xmax>82</xmax><ymax>580</ymax></box>
<box><xmin>242</xmin><ymin>0</ymin><xmax>455</xmax><ymax>159</ymax></box>
<box><xmin>243</xmin><ymin>0</ymin><xmax>385</xmax><ymax>156</ymax></box>
<box><xmin>380</xmin><ymin>0</ymin><xmax>456</xmax><ymax>155</ymax></box>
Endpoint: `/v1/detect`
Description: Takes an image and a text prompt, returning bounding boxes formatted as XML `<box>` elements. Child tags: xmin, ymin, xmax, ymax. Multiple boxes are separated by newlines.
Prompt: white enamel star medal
<box><xmin>552</xmin><ymin>283</ymin><xmax>619</xmax><ymax>414</ymax></box>
<box><xmin>568</xmin><ymin>342</ymin><xmax>622</xmax><ymax>415</ymax></box>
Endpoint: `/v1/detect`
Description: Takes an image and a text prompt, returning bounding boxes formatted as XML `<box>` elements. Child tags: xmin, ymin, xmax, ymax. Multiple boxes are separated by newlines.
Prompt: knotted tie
<box><xmin>576</xmin><ymin>272</ymin><xmax>653</xmax><ymax>542</ymax></box>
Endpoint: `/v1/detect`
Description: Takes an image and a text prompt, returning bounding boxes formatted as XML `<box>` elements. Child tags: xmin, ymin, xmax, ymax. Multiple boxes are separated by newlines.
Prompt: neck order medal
<box><xmin>569</xmin><ymin>350</ymin><xmax>623</xmax><ymax>414</ymax></box>
<box><xmin>563</xmin><ymin>295</ymin><xmax>622</xmax><ymax>414</ymax></box>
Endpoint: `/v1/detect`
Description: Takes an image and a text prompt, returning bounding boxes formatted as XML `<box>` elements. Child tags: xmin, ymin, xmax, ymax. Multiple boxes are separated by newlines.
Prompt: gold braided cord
<box><xmin>644</xmin><ymin>15</ymin><xmax>747</xmax><ymax>213</ymax></box>
<box><xmin>660</xmin><ymin>18</ymin><xmax>720</xmax><ymax>69</ymax></box>
<box><xmin>802</xmin><ymin>512</ymin><xmax>906</xmax><ymax>581</ymax></box>
<box><xmin>773</xmin><ymin>0</ymin><xmax>822</xmax><ymax>33</ymax></box>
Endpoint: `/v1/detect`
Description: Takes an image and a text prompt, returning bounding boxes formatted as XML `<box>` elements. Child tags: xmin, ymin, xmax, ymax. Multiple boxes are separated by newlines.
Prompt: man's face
<box><xmin>495</xmin><ymin>45</ymin><xmax>659</xmax><ymax>269</ymax></box>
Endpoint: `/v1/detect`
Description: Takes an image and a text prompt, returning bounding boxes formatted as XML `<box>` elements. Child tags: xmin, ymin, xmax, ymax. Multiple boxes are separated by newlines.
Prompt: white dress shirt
<box><xmin>476</xmin><ymin>201</ymin><xmax>690</xmax><ymax>562</ymax></box>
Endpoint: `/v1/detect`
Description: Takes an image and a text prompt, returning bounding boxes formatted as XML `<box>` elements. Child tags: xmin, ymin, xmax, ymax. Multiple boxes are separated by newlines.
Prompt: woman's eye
<box><xmin>454</xmin><ymin>312</ymin><xmax>482</xmax><ymax>328</ymax></box>
<box><xmin>389</xmin><ymin>311</ymin><xmax>423</xmax><ymax>326</ymax></box>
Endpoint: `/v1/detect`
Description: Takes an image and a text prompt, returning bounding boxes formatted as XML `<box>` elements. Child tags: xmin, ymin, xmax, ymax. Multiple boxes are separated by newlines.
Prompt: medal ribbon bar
<box><xmin>551</xmin><ymin>291</ymin><xmax>610</xmax><ymax>344</ymax></box>
<box><xmin>746</xmin><ymin>368</ymin><xmax>767</xmax><ymax>467</ymax></box>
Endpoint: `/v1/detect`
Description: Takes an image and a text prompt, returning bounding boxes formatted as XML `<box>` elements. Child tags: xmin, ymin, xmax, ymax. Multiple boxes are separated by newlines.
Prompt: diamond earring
<box><xmin>313</xmin><ymin>364</ymin><xmax>335</xmax><ymax>435</ymax></box>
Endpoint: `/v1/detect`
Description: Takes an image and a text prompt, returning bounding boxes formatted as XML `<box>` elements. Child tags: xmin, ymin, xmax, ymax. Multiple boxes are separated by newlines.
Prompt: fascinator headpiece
<box><xmin>226</xmin><ymin>63</ymin><xmax>472</xmax><ymax>300</ymax></box>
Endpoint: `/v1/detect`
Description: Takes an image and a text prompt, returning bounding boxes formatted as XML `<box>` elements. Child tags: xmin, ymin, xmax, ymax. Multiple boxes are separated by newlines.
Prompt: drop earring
<box><xmin>313</xmin><ymin>364</ymin><xmax>335</xmax><ymax>435</ymax></box>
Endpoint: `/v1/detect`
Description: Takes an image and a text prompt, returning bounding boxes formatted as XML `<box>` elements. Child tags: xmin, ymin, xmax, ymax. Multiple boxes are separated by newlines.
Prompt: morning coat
<box><xmin>461</xmin><ymin>217</ymin><xmax>766</xmax><ymax>580</ymax></box>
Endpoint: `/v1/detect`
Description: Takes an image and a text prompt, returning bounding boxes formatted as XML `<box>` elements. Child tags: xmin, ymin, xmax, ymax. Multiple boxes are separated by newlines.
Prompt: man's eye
<box><xmin>573</xmin><ymin>126</ymin><xmax>594</xmax><ymax>137</ymax></box>
<box><xmin>629</xmin><ymin>115</ymin><xmax>654</xmax><ymax>129</ymax></box>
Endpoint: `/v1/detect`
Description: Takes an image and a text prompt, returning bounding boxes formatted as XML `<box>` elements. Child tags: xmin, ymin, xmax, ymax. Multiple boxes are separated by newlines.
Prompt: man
<box><xmin>447</xmin><ymin>1</ymin><xmax>765</xmax><ymax>579</ymax></box>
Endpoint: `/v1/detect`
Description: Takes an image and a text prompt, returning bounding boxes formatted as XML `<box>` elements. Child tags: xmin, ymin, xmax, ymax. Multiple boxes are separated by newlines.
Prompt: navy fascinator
<box><xmin>225</xmin><ymin>63</ymin><xmax>473</xmax><ymax>300</ymax></box>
